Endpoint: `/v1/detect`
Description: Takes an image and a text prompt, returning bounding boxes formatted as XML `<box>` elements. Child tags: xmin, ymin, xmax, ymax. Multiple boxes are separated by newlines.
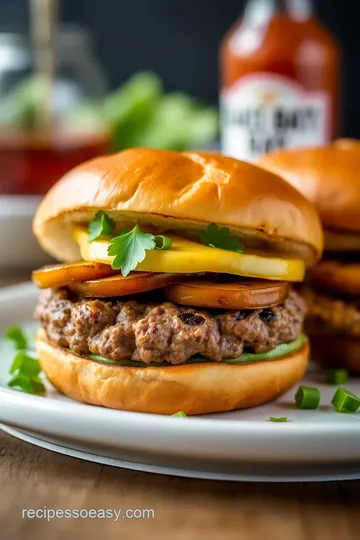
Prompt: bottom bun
<box><xmin>36</xmin><ymin>328</ymin><xmax>309</xmax><ymax>415</ymax></box>
<box><xmin>310</xmin><ymin>335</ymin><xmax>360</xmax><ymax>374</ymax></box>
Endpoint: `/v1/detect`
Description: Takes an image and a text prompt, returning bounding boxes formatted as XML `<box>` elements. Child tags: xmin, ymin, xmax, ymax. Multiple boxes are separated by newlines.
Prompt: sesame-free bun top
<box><xmin>33</xmin><ymin>148</ymin><xmax>323</xmax><ymax>265</ymax></box>
<box><xmin>259</xmin><ymin>141</ymin><xmax>360</xmax><ymax>235</ymax></box>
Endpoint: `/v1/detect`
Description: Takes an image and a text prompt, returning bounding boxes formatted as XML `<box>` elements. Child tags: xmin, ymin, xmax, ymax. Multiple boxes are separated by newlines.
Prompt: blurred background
<box><xmin>0</xmin><ymin>0</ymin><xmax>356</xmax><ymax>269</ymax></box>
<box><xmin>0</xmin><ymin>0</ymin><xmax>358</xmax><ymax>128</ymax></box>
<box><xmin>0</xmin><ymin>0</ymin><xmax>357</xmax><ymax>123</ymax></box>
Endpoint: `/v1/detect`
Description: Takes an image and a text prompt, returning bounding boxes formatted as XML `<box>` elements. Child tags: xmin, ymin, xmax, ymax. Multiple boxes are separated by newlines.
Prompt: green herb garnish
<box><xmin>295</xmin><ymin>385</ymin><xmax>320</xmax><ymax>410</ymax></box>
<box><xmin>5</xmin><ymin>326</ymin><xmax>45</xmax><ymax>396</ymax></box>
<box><xmin>8</xmin><ymin>350</ymin><xmax>45</xmax><ymax>395</ymax></box>
<box><xmin>88</xmin><ymin>211</ymin><xmax>115</xmax><ymax>242</ymax></box>
<box><xmin>269</xmin><ymin>416</ymin><xmax>288</xmax><ymax>422</ymax></box>
<box><xmin>154</xmin><ymin>235</ymin><xmax>173</xmax><ymax>250</ymax></box>
<box><xmin>172</xmin><ymin>411</ymin><xmax>187</xmax><ymax>418</ymax></box>
<box><xmin>9</xmin><ymin>350</ymin><xmax>41</xmax><ymax>377</ymax></box>
<box><xmin>5</xmin><ymin>326</ymin><xmax>28</xmax><ymax>350</ymax></box>
<box><xmin>331</xmin><ymin>387</ymin><xmax>360</xmax><ymax>413</ymax></box>
<box><xmin>108</xmin><ymin>222</ymin><xmax>172</xmax><ymax>276</ymax></box>
<box><xmin>8</xmin><ymin>374</ymin><xmax>45</xmax><ymax>395</ymax></box>
<box><xmin>199</xmin><ymin>223</ymin><xmax>244</xmax><ymax>253</ymax></box>
<box><xmin>326</xmin><ymin>369</ymin><xmax>349</xmax><ymax>385</ymax></box>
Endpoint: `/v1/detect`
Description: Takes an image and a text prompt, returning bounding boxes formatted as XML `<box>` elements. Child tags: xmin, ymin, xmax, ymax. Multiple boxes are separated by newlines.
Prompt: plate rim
<box><xmin>3</xmin><ymin>424</ymin><xmax>360</xmax><ymax>483</ymax></box>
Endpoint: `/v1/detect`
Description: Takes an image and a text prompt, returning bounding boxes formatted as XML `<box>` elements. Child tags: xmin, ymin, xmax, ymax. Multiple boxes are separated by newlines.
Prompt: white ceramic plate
<box><xmin>0</xmin><ymin>196</ymin><xmax>51</xmax><ymax>269</ymax></box>
<box><xmin>1</xmin><ymin>282</ymin><xmax>360</xmax><ymax>482</ymax></box>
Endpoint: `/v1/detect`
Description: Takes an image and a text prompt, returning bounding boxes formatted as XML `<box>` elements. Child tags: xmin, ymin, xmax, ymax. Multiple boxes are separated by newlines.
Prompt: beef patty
<box><xmin>302</xmin><ymin>286</ymin><xmax>360</xmax><ymax>336</ymax></box>
<box><xmin>35</xmin><ymin>289</ymin><xmax>306</xmax><ymax>365</ymax></box>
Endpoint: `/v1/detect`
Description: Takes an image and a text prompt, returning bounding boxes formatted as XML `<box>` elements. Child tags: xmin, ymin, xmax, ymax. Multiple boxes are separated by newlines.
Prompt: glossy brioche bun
<box><xmin>33</xmin><ymin>148</ymin><xmax>323</xmax><ymax>266</ymax></box>
<box><xmin>36</xmin><ymin>329</ymin><xmax>309</xmax><ymax>415</ymax></box>
<box><xmin>259</xmin><ymin>141</ymin><xmax>360</xmax><ymax>236</ymax></box>
<box><xmin>309</xmin><ymin>335</ymin><xmax>360</xmax><ymax>374</ymax></box>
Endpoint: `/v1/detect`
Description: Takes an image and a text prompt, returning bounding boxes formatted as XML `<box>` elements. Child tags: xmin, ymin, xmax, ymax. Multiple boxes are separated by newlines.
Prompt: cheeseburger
<box><xmin>260</xmin><ymin>140</ymin><xmax>360</xmax><ymax>373</ymax></box>
<box><xmin>32</xmin><ymin>148</ymin><xmax>322</xmax><ymax>414</ymax></box>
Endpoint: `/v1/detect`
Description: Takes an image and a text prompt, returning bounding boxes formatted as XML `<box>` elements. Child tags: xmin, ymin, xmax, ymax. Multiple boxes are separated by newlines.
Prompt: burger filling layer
<box><xmin>303</xmin><ymin>256</ymin><xmax>360</xmax><ymax>337</ymax></box>
<box><xmin>302</xmin><ymin>286</ymin><xmax>360</xmax><ymax>336</ymax></box>
<box><xmin>36</xmin><ymin>289</ymin><xmax>306</xmax><ymax>366</ymax></box>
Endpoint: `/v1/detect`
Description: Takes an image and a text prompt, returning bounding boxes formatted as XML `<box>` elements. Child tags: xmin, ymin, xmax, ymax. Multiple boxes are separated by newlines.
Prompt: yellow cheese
<box><xmin>73</xmin><ymin>226</ymin><xmax>305</xmax><ymax>282</ymax></box>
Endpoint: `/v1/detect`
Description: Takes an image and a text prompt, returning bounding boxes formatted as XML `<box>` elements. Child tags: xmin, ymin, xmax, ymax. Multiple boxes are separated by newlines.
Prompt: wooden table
<box><xmin>1</xmin><ymin>277</ymin><xmax>360</xmax><ymax>540</ymax></box>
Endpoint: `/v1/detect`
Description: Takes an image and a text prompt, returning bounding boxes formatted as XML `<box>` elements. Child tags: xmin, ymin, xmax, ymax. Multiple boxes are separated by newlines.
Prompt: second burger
<box><xmin>260</xmin><ymin>141</ymin><xmax>360</xmax><ymax>373</ymax></box>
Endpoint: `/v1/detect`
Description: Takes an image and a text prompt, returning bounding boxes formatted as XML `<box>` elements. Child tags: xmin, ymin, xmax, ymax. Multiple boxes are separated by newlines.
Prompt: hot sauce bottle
<box><xmin>220</xmin><ymin>0</ymin><xmax>340</xmax><ymax>161</ymax></box>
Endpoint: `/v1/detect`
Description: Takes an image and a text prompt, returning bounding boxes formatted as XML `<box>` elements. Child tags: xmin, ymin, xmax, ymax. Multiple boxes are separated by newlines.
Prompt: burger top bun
<box><xmin>259</xmin><ymin>141</ymin><xmax>360</xmax><ymax>236</ymax></box>
<box><xmin>33</xmin><ymin>148</ymin><xmax>323</xmax><ymax>265</ymax></box>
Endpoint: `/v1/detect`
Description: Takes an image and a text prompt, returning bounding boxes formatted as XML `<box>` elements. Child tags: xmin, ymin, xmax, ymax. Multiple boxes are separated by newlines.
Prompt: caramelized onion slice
<box><xmin>166</xmin><ymin>278</ymin><xmax>290</xmax><ymax>310</ymax></box>
<box><xmin>69</xmin><ymin>272</ymin><xmax>183</xmax><ymax>298</ymax></box>
<box><xmin>33</xmin><ymin>261</ymin><xmax>116</xmax><ymax>289</ymax></box>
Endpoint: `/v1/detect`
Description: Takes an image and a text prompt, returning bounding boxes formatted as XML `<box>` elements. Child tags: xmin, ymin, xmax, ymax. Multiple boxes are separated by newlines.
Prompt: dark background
<box><xmin>1</xmin><ymin>0</ymin><xmax>359</xmax><ymax>136</ymax></box>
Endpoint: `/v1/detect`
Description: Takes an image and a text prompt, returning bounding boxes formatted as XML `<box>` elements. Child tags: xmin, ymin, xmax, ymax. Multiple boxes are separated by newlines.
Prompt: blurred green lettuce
<box><xmin>103</xmin><ymin>72</ymin><xmax>218</xmax><ymax>151</ymax></box>
<box><xmin>0</xmin><ymin>71</ymin><xmax>218</xmax><ymax>151</ymax></box>
<box><xmin>0</xmin><ymin>77</ymin><xmax>48</xmax><ymax>129</ymax></box>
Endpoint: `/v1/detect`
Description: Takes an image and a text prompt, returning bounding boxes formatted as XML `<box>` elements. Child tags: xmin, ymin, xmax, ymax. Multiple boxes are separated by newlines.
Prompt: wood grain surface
<box><xmin>1</xmin><ymin>277</ymin><xmax>360</xmax><ymax>540</ymax></box>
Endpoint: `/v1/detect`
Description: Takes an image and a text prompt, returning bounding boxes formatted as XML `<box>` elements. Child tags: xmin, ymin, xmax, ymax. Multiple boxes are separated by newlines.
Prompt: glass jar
<box><xmin>0</xmin><ymin>25</ymin><xmax>110</xmax><ymax>194</ymax></box>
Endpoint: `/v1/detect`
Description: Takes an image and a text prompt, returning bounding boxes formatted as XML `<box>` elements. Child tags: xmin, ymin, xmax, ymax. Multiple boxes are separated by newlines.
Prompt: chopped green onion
<box><xmin>172</xmin><ymin>411</ymin><xmax>187</xmax><ymax>418</ymax></box>
<box><xmin>5</xmin><ymin>326</ymin><xmax>28</xmax><ymax>350</ymax></box>
<box><xmin>154</xmin><ymin>235</ymin><xmax>172</xmax><ymax>250</ymax></box>
<box><xmin>326</xmin><ymin>369</ymin><xmax>349</xmax><ymax>385</ymax></box>
<box><xmin>295</xmin><ymin>385</ymin><xmax>320</xmax><ymax>410</ymax></box>
<box><xmin>269</xmin><ymin>416</ymin><xmax>288</xmax><ymax>422</ymax></box>
<box><xmin>331</xmin><ymin>387</ymin><xmax>360</xmax><ymax>413</ymax></box>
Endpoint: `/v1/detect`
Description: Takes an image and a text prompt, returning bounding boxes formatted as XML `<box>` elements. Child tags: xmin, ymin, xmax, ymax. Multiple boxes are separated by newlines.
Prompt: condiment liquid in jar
<box><xmin>0</xmin><ymin>128</ymin><xmax>109</xmax><ymax>195</ymax></box>
<box><xmin>0</xmin><ymin>27</ymin><xmax>109</xmax><ymax>194</ymax></box>
<box><xmin>220</xmin><ymin>0</ymin><xmax>341</xmax><ymax>161</ymax></box>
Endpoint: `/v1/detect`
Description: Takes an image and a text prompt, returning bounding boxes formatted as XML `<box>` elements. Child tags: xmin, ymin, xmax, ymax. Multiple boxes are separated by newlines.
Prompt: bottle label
<box><xmin>220</xmin><ymin>73</ymin><xmax>331</xmax><ymax>161</ymax></box>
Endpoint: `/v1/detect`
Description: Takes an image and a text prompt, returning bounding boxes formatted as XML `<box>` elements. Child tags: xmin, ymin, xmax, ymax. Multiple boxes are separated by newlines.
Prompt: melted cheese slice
<box><xmin>73</xmin><ymin>226</ymin><xmax>305</xmax><ymax>282</ymax></box>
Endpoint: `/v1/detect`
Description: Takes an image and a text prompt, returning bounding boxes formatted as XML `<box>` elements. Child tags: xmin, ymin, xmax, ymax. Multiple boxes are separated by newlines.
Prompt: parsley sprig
<box><xmin>8</xmin><ymin>351</ymin><xmax>45</xmax><ymax>395</ymax></box>
<box><xmin>5</xmin><ymin>326</ymin><xmax>45</xmax><ymax>395</ymax></box>
<box><xmin>107</xmin><ymin>222</ymin><xmax>172</xmax><ymax>276</ymax></box>
<box><xmin>199</xmin><ymin>224</ymin><xmax>244</xmax><ymax>253</ymax></box>
<box><xmin>88</xmin><ymin>211</ymin><xmax>116</xmax><ymax>242</ymax></box>
<box><xmin>5</xmin><ymin>325</ymin><xmax>28</xmax><ymax>350</ymax></box>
